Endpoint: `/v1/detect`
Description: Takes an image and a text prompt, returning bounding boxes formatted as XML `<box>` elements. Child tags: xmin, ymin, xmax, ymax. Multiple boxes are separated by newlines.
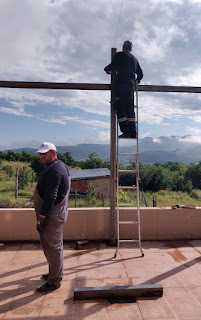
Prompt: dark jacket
<box><xmin>38</xmin><ymin>159</ymin><xmax>70</xmax><ymax>216</ymax></box>
<box><xmin>104</xmin><ymin>50</ymin><xmax>143</xmax><ymax>86</ymax></box>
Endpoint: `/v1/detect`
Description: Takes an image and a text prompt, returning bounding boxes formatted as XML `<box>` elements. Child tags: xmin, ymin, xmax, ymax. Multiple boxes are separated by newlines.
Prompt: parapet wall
<box><xmin>1</xmin><ymin>207</ymin><xmax>201</xmax><ymax>242</ymax></box>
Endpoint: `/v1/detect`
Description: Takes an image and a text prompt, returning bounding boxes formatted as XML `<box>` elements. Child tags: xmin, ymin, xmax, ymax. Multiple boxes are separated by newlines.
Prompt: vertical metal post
<box><xmin>15</xmin><ymin>168</ymin><xmax>19</xmax><ymax>199</ymax></box>
<box><xmin>110</xmin><ymin>47</ymin><xmax>117</xmax><ymax>245</ymax></box>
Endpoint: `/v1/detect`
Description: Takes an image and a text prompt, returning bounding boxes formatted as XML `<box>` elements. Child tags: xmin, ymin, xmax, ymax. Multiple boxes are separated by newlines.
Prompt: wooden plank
<box><xmin>0</xmin><ymin>81</ymin><xmax>201</xmax><ymax>93</ymax></box>
<box><xmin>74</xmin><ymin>284</ymin><xmax>163</xmax><ymax>300</ymax></box>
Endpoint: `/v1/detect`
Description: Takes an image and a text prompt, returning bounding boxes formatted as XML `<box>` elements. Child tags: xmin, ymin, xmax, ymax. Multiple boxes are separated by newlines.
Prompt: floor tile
<box><xmin>2</xmin><ymin>241</ymin><xmax>201</xmax><ymax>319</ymax></box>
<box><xmin>74</xmin><ymin>300</ymin><xmax>107</xmax><ymax>320</ymax></box>
<box><xmin>76</xmin><ymin>268</ymin><xmax>103</xmax><ymax>280</ymax></box>
<box><xmin>4</xmin><ymin>306</ymin><xmax>40</xmax><ymax>319</ymax></box>
<box><xmin>107</xmin><ymin>302</ymin><xmax>143</xmax><ymax>320</ymax></box>
<box><xmin>0</xmin><ymin>293</ymin><xmax>14</xmax><ymax>313</ymax></box>
<box><xmin>165</xmin><ymin>287</ymin><xmax>201</xmax><ymax>318</ymax></box>
<box><xmin>102</xmin><ymin>268</ymin><xmax>129</xmax><ymax>281</ymax></box>
<box><xmin>137</xmin><ymin>297</ymin><xmax>175</xmax><ymax>319</ymax></box>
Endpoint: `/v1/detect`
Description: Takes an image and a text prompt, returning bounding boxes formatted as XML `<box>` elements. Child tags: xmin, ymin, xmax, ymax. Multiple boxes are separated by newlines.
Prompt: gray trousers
<box><xmin>34</xmin><ymin>187</ymin><xmax>69</xmax><ymax>287</ymax></box>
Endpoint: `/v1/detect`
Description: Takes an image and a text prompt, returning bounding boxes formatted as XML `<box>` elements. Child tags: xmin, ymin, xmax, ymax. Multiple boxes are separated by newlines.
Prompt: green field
<box><xmin>1</xmin><ymin>160</ymin><xmax>201</xmax><ymax>208</ymax></box>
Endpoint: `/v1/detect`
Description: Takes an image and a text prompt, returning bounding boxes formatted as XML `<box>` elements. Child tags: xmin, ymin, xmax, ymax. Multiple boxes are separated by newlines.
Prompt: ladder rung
<box><xmin>119</xmin><ymin>203</ymin><xmax>137</xmax><ymax>207</ymax></box>
<box><xmin>118</xmin><ymin>170</ymin><xmax>137</xmax><ymax>173</ymax></box>
<box><xmin>118</xmin><ymin>186</ymin><xmax>137</xmax><ymax>190</ymax></box>
<box><xmin>119</xmin><ymin>239</ymin><xmax>139</xmax><ymax>242</ymax></box>
<box><xmin>119</xmin><ymin>221</ymin><xmax>138</xmax><ymax>224</ymax></box>
<box><xmin>118</xmin><ymin>153</ymin><xmax>137</xmax><ymax>156</ymax></box>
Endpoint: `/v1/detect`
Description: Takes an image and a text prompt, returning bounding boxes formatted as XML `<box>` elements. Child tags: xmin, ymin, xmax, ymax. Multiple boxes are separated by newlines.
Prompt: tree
<box><xmin>4</xmin><ymin>165</ymin><xmax>14</xmax><ymax>180</ymax></box>
<box><xmin>30</xmin><ymin>154</ymin><xmax>44</xmax><ymax>177</ymax></box>
<box><xmin>79</xmin><ymin>153</ymin><xmax>104</xmax><ymax>169</ymax></box>
<box><xmin>63</xmin><ymin>152</ymin><xmax>76</xmax><ymax>166</ymax></box>
<box><xmin>18</xmin><ymin>166</ymin><xmax>32</xmax><ymax>189</ymax></box>
<box><xmin>21</xmin><ymin>151</ymin><xmax>32</xmax><ymax>162</ymax></box>
<box><xmin>186</xmin><ymin>162</ymin><xmax>201</xmax><ymax>189</ymax></box>
<box><xmin>5</xmin><ymin>150</ymin><xmax>21</xmax><ymax>161</ymax></box>
<box><xmin>0</xmin><ymin>151</ymin><xmax>5</xmax><ymax>160</ymax></box>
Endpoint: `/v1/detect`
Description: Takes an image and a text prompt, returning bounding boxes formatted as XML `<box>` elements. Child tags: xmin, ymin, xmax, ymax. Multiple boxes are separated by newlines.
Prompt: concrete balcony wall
<box><xmin>0</xmin><ymin>207</ymin><xmax>201</xmax><ymax>242</ymax></box>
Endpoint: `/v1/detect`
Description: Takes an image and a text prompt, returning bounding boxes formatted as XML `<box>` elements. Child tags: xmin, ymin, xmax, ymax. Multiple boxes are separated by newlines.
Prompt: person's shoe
<box><xmin>36</xmin><ymin>281</ymin><xmax>60</xmax><ymax>293</ymax></box>
<box><xmin>118</xmin><ymin>133</ymin><xmax>131</xmax><ymax>138</ymax></box>
<box><xmin>41</xmin><ymin>273</ymin><xmax>49</xmax><ymax>280</ymax></box>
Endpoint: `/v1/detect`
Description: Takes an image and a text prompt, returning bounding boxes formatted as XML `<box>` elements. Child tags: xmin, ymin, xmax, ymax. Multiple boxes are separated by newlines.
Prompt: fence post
<box><xmin>143</xmin><ymin>191</ymin><xmax>147</xmax><ymax>207</ymax></box>
<box><xmin>15</xmin><ymin>168</ymin><xmax>19</xmax><ymax>198</ymax></box>
<box><xmin>75</xmin><ymin>190</ymin><xmax>77</xmax><ymax>208</ymax></box>
<box><xmin>102</xmin><ymin>192</ymin><xmax>105</xmax><ymax>207</ymax></box>
<box><xmin>153</xmin><ymin>195</ymin><xmax>157</xmax><ymax>207</ymax></box>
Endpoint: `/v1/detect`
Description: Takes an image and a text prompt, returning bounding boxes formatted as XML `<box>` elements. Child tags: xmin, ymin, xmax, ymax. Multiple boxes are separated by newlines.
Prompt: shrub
<box><xmin>4</xmin><ymin>165</ymin><xmax>14</xmax><ymax>180</ymax></box>
<box><xmin>86</xmin><ymin>182</ymin><xmax>96</xmax><ymax>205</ymax></box>
<box><xmin>118</xmin><ymin>189</ymin><xmax>130</xmax><ymax>203</ymax></box>
<box><xmin>190</xmin><ymin>190</ymin><xmax>199</xmax><ymax>200</ymax></box>
<box><xmin>18</xmin><ymin>166</ymin><xmax>32</xmax><ymax>189</ymax></box>
<box><xmin>158</xmin><ymin>190</ymin><xmax>167</xmax><ymax>196</ymax></box>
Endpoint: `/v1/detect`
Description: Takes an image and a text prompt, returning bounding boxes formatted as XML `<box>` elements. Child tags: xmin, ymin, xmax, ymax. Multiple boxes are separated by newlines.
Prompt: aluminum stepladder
<box><xmin>114</xmin><ymin>84</ymin><xmax>144</xmax><ymax>258</ymax></box>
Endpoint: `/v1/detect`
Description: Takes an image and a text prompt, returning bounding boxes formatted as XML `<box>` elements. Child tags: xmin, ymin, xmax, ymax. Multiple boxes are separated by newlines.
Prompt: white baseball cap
<box><xmin>36</xmin><ymin>142</ymin><xmax>57</xmax><ymax>153</ymax></box>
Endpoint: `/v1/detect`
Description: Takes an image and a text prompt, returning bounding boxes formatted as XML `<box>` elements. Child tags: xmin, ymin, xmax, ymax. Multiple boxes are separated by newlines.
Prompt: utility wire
<box><xmin>114</xmin><ymin>0</ymin><xmax>124</xmax><ymax>48</ymax></box>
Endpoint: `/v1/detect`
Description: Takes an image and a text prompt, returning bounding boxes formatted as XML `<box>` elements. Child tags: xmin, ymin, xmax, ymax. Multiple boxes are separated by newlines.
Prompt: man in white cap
<box><xmin>34</xmin><ymin>142</ymin><xmax>71</xmax><ymax>292</ymax></box>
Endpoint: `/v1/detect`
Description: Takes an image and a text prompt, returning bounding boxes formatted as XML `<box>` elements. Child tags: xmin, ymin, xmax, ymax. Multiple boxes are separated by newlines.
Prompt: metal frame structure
<box><xmin>1</xmin><ymin>49</ymin><xmax>201</xmax><ymax>246</ymax></box>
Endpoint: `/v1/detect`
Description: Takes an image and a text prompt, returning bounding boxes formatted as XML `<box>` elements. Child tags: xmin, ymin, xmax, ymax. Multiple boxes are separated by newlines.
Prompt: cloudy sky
<box><xmin>1</xmin><ymin>0</ymin><xmax>201</xmax><ymax>150</ymax></box>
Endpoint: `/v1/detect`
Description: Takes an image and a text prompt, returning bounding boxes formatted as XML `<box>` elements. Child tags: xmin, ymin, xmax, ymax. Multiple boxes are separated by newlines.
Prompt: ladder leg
<box><xmin>114</xmin><ymin>118</ymin><xmax>120</xmax><ymax>258</ymax></box>
<box><xmin>114</xmin><ymin>84</ymin><xmax>144</xmax><ymax>258</ymax></box>
<box><xmin>136</xmin><ymin>84</ymin><xmax>144</xmax><ymax>257</ymax></box>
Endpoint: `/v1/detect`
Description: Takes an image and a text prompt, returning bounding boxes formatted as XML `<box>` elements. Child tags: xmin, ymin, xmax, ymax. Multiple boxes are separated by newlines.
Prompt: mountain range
<box><xmin>3</xmin><ymin>135</ymin><xmax>201</xmax><ymax>165</ymax></box>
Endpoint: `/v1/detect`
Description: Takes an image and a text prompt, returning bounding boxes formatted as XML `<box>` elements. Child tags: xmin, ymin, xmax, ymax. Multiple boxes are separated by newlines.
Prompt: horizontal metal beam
<box><xmin>0</xmin><ymin>81</ymin><xmax>201</xmax><ymax>93</ymax></box>
<box><xmin>0</xmin><ymin>81</ymin><xmax>110</xmax><ymax>90</ymax></box>
<box><xmin>138</xmin><ymin>85</ymin><xmax>201</xmax><ymax>93</ymax></box>
<box><xmin>74</xmin><ymin>284</ymin><xmax>163</xmax><ymax>300</ymax></box>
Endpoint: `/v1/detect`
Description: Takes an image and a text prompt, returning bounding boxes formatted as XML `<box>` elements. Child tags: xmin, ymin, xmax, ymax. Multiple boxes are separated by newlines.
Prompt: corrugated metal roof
<box><xmin>69</xmin><ymin>168</ymin><xmax>110</xmax><ymax>180</ymax></box>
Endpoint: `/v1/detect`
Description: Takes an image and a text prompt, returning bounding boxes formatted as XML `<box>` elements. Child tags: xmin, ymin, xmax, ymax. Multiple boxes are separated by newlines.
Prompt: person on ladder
<box><xmin>104</xmin><ymin>40</ymin><xmax>143</xmax><ymax>138</ymax></box>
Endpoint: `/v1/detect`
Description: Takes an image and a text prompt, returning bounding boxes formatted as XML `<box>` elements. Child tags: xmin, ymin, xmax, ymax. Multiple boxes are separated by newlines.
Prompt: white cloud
<box><xmin>139</xmin><ymin>94</ymin><xmax>192</xmax><ymax>125</ymax></box>
<box><xmin>0</xmin><ymin>106</ymin><xmax>32</xmax><ymax>117</ymax></box>
<box><xmin>189</xmin><ymin>115</ymin><xmax>201</xmax><ymax>123</ymax></box>
<box><xmin>134</xmin><ymin>23</ymin><xmax>187</xmax><ymax>63</ymax></box>
<box><xmin>1</xmin><ymin>0</ymin><xmax>201</xmax><ymax>146</ymax></box>
<box><xmin>152</xmin><ymin>137</ymin><xmax>161</xmax><ymax>143</ymax></box>
<box><xmin>178</xmin><ymin>127</ymin><xmax>201</xmax><ymax>144</ymax></box>
<box><xmin>62</xmin><ymin>116</ymin><xmax>109</xmax><ymax>128</ymax></box>
<box><xmin>168</xmin><ymin>68</ymin><xmax>201</xmax><ymax>86</ymax></box>
<box><xmin>139</xmin><ymin>131</ymin><xmax>152</xmax><ymax>139</ymax></box>
<box><xmin>97</xmin><ymin>130</ymin><xmax>110</xmax><ymax>144</ymax></box>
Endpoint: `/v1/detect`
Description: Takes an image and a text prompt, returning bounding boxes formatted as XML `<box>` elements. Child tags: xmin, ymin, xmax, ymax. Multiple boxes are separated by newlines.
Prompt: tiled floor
<box><xmin>1</xmin><ymin>240</ymin><xmax>201</xmax><ymax>319</ymax></box>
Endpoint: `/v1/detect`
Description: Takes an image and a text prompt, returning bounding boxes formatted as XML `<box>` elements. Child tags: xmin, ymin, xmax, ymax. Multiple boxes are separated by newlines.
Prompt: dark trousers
<box><xmin>115</xmin><ymin>84</ymin><xmax>136</xmax><ymax>135</ymax></box>
<box><xmin>34</xmin><ymin>187</ymin><xmax>69</xmax><ymax>287</ymax></box>
<box><xmin>40</xmin><ymin>213</ymin><xmax>65</xmax><ymax>287</ymax></box>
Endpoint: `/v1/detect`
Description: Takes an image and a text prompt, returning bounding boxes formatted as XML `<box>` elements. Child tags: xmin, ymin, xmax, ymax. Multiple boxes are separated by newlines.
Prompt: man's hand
<box><xmin>36</xmin><ymin>214</ymin><xmax>45</xmax><ymax>233</ymax></box>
